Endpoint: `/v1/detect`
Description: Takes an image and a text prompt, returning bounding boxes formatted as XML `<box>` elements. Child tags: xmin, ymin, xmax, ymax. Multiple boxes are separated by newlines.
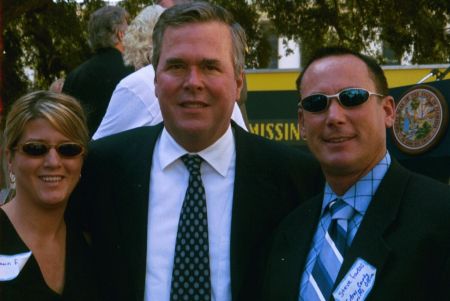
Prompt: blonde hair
<box><xmin>4</xmin><ymin>91</ymin><xmax>89</xmax><ymax>154</ymax></box>
<box><xmin>123</xmin><ymin>5</ymin><xmax>165</xmax><ymax>70</ymax></box>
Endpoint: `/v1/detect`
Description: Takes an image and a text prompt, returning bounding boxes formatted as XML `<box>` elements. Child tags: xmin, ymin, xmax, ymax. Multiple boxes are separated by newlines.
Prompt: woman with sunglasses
<box><xmin>0</xmin><ymin>91</ymin><xmax>98</xmax><ymax>300</ymax></box>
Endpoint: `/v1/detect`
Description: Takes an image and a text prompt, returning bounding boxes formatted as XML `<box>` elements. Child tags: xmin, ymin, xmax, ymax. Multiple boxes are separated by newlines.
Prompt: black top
<box><xmin>67</xmin><ymin>122</ymin><xmax>324</xmax><ymax>300</ymax></box>
<box><xmin>63</xmin><ymin>47</ymin><xmax>134</xmax><ymax>136</ymax></box>
<box><xmin>0</xmin><ymin>209</ymin><xmax>99</xmax><ymax>301</ymax></box>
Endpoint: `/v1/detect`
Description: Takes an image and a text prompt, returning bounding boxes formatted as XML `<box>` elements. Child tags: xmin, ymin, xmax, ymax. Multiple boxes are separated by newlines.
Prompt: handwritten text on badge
<box><xmin>333</xmin><ymin>258</ymin><xmax>376</xmax><ymax>301</ymax></box>
<box><xmin>0</xmin><ymin>251</ymin><xmax>32</xmax><ymax>281</ymax></box>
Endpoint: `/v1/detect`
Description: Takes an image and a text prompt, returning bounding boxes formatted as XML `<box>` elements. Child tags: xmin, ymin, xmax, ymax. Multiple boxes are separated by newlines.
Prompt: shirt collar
<box><xmin>158</xmin><ymin>126</ymin><xmax>235</xmax><ymax>177</ymax></box>
<box><xmin>322</xmin><ymin>152</ymin><xmax>391</xmax><ymax>215</ymax></box>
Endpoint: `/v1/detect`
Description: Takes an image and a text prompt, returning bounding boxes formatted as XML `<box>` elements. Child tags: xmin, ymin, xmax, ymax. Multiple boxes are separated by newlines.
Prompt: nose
<box><xmin>43</xmin><ymin>148</ymin><xmax>62</xmax><ymax>168</ymax></box>
<box><xmin>326</xmin><ymin>97</ymin><xmax>346</xmax><ymax>125</ymax></box>
<box><xmin>184</xmin><ymin>67</ymin><xmax>204</xmax><ymax>90</ymax></box>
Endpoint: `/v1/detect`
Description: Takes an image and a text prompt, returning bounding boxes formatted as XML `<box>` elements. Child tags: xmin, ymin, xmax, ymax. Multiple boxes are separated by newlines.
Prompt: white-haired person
<box><xmin>93</xmin><ymin>3</ymin><xmax>247</xmax><ymax>140</ymax></box>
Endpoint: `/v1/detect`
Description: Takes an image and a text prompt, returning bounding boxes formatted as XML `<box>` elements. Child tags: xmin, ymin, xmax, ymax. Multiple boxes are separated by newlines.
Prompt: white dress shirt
<box><xmin>144</xmin><ymin>126</ymin><xmax>235</xmax><ymax>301</ymax></box>
<box><xmin>92</xmin><ymin>65</ymin><xmax>247</xmax><ymax>140</ymax></box>
<box><xmin>92</xmin><ymin>65</ymin><xmax>160</xmax><ymax>140</ymax></box>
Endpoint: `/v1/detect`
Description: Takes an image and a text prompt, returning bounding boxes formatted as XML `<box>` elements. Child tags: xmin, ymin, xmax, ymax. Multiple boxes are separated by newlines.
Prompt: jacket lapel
<box><xmin>332</xmin><ymin>160</ymin><xmax>411</xmax><ymax>295</ymax></box>
<box><xmin>273</xmin><ymin>195</ymin><xmax>323</xmax><ymax>300</ymax></box>
<box><xmin>230</xmin><ymin>125</ymin><xmax>282</xmax><ymax>297</ymax></box>
<box><xmin>115</xmin><ymin>124</ymin><xmax>163</xmax><ymax>300</ymax></box>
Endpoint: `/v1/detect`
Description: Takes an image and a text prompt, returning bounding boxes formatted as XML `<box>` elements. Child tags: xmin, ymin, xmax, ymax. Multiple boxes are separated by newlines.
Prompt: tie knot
<box><xmin>181</xmin><ymin>154</ymin><xmax>203</xmax><ymax>175</ymax></box>
<box><xmin>329</xmin><ymin>199</ymin><xmax>354</xmax><ymax>220</ymax></box>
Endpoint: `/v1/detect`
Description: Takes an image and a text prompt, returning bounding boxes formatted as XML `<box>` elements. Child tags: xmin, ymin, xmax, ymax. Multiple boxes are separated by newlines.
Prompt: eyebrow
<box><xmin>200</xmin><ymin>59</ymin><xmax>221</xmax><ymax>66</ymax></box>
<box><xmin>164</xmin><ymin>58</ymin><xmax>185</xmax><ymax>65</ymax></box>
<box><xmin>164</xmin><ymin>58</ymin><xmax>222</xmax><ymax>66</ymax></box>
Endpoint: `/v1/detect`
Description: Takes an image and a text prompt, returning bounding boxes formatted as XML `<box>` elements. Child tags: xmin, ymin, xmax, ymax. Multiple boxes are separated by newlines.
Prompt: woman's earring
<box><xmin>9</xmin><ymin>172</ymin><xmax>15</xmax><ymax>184</ymax></box>
<box><xmin>9</xmin><ymin>172</ymin><xmax>16</xmax><ymax>189</ymax></box>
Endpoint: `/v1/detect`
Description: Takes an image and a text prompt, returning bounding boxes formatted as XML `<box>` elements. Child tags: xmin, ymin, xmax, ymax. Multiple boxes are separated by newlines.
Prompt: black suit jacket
<box><xmin>263</xmin><ymin>160</ymin><xmax>450</xmax><ymax>301</ymax></box>
<box><xmin>69</xmin><ymin>123</ymin><xmax>323</xmax><ymax>301</ymax></box>
<box><xmin>63</xmin><ymin>47</ymin><xmax>133</xmax><ymax>136</ymax></box>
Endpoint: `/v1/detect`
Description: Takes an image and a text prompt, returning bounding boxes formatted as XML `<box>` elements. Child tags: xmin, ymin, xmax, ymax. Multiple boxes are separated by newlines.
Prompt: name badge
<box><xmin>333</xmin><ymin>257</ymin><xmax>376</xmax><ymax>301</ymax></box>
<box><xmin>0</xmin><ymin>251</ymin><xmax>32</xmax><ymax>281</ymax></box>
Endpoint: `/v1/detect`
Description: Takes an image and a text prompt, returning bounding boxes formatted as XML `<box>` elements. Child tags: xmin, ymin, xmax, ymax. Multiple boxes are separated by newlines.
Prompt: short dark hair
<box><xmin>152</xmin><ymin>2</ymin><xmax>246</xmax><ymax>77</ymax></box>
<box><xmin>296</xmin><ymin>46</ymin><xmax>389</xmax><ymax>99</ymax></box>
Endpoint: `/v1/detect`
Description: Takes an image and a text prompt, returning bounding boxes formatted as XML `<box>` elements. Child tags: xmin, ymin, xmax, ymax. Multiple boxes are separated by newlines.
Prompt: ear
<box><xmin>118</xmin><ymin>30</ymin><xmax>125</xmax><ymax>42</ymax></box>
<box><xmin>382</xmin><ymin>96</ymin><xmax>396</xmax><ymax>128</ymax></box>
<box><xmin>235</xmin><ymin>72</ymin><xmax>244</xmax><ymax>101</ymax></box>
<box><xmin>154</xmin><ymin>74</ymin><xmax>159</xmax><ymax>98</ymax></box>
<box><xmin>298</xmin><ymin>109</ymin><xmax>306</xmax><ymax>139</ymax></box>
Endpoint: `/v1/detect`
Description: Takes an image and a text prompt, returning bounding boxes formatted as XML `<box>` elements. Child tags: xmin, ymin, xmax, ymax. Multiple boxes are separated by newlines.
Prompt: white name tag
<box><xmin>0</xmin><ymin>251</ymin><xmax>32</xmax><ymax>281</ymax></box>
<box><xmin>333</xmin><ymin>257</ymin><xmax>376</xmax><ymax>301</ymax></box>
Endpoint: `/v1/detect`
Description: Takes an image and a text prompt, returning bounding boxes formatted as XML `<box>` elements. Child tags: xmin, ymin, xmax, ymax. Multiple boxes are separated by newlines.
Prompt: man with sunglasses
<box><xmin>68</xmin><ymin>3</ymin><xmax>322</xmax><ymax>301</ymax></box>
<box><xmin>263</xmin><ymin>47</ymin><xmax>450</xmax><ymax>301</ymax></box>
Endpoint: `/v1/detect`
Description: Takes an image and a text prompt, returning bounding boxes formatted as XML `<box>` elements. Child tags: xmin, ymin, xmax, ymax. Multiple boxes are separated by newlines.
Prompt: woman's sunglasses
<box><xmin>14</xmin><ymin>142</ymin><xmax>84</xmax><ymax>157</ymax></box>
<box><xmin>299</xmin><ymin>88</ymin><xmax>384</xmax><ymax>113</ymax></box>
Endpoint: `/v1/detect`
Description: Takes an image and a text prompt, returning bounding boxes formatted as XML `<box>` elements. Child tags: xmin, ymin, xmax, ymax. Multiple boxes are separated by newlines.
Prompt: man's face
<box><xmin>155</xmin><ymin>21</ymin><xmax>242</xmax><ymax>151</ymax></box>
<box><xmin>298</xmin><ymin>54</ymin><xmax>395</xmax><ymax>180</ymax></box>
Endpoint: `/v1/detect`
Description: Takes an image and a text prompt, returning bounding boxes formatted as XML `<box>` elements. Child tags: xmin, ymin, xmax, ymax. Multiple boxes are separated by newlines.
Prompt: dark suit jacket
<box><xmin>263</xmin><ymin>160</ymin><xmax>450</xmax><ymax>301</ymax></box>
<box><xmin>69</xmin><ymin>123</ymin><xmax>323</xmax><ymax>301</ymax></box>
<box><xmin>63</xmin><ymin>47</ymin><xmax>133</xmax><ymax>136</ymax></box>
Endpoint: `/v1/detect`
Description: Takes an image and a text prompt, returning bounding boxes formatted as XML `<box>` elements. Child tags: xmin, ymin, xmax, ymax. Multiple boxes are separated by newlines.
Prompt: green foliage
<box><xmin>254</xmin><ymin>0</ymin><xmax>450</xmax><ymax>65</ymax></box>
<box><xmin>2</xmin><ymin>0</ymin><xmax>99</xmax><ymax>110</ymax></box>
<box><xmin>212</xmin><ymin>0</ymin><xmax>272</xmax><ymax>68</ymax></box>
<box><xmin>416</xmin><ymin>121</ymin><xmax>431</xmax><ymax>139</ymax></box>
<box><xmin>2</xmin><ymin>0</ymin><xmax>450</xmax><ymax>112</ymax></box>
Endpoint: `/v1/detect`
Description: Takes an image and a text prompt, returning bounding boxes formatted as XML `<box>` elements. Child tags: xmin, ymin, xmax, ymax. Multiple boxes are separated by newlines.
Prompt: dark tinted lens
<box><xmin>21</xmin><ymin>143</ymin><xmax>49</xmax><ymax>156</ymax></box>
<box><xmin>301</xmin><ymin>94</ymin><xmax>328</xmax><ymax>112</ymax></box>
<box><xmin>340</xmin><ymin>89</ymin><xmax>369</xmax><ymax>107</ymax></box>
<box><xmin>57</xmin><ymin>143</ymin><xmax>83</xmax><ymax>157</ymax></box>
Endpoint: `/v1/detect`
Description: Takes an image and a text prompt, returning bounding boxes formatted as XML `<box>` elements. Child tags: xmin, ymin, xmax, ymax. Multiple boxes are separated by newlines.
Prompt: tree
<box><xmin>254</xmin><ymin>0</ymin><xmax>450</xmax><ymax>65</ymax></box>
<box><xmin>2</xmin><ymin>0</ymin><xmax>450</xmax><ymax>114</ymax></box>
<box><xmin>1</xmin><ymin>0</ymin><xmax>103</xmax><ymax>111</ymax></box>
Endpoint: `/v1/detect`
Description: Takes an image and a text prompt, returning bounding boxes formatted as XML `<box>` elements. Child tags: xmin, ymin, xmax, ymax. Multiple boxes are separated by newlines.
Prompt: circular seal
<box><xmin>392</xmin><ymin>85</ymin><xmax>448</xmax><ymax>155</ymax></box>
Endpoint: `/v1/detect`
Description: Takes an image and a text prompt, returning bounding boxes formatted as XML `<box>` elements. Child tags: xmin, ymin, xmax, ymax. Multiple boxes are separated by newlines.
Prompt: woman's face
<box><xmin>7</xmin><ymin>118</ymin><xmax>84</xmax><ymax>209</ymax></box>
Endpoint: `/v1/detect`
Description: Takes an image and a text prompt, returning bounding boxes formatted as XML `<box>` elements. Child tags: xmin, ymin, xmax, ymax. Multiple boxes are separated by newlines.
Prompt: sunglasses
<box><xmin>15</xmin><ymin>142</ymin><xmax>84</xmax><ymax>157</ymax></box>
<box><xmin>299</xmin><ymin>88</ymin><xmax>384</xmax><ymax>113</ymax></box>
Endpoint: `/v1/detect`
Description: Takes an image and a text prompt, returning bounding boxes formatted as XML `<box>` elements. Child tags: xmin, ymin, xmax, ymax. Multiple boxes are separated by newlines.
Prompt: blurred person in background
<box><xmin>63</xmin><ymin>6</ymin><xmax>133</xmax><ymax>137</ymax></box>
<box><xmin>92</xmin><ymin>4</ymin><xmax>165</xmax><ymax>140</ymax></box>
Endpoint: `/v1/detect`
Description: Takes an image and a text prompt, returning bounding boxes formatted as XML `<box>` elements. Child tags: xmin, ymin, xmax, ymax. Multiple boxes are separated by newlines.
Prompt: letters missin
<box><xmin>249</xmin><ymin>121</ymin><xmax>300</xmax><ymax>142</ymax></box>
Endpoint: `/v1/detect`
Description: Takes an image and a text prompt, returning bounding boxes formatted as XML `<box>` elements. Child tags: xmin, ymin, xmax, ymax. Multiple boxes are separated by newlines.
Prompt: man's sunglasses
<box><xmin>299</xmin><ymin>88</ymin><xmax>384</xmax><ymax>113</ymax></box>
<box><xmin>14</xmin><ymin>142</ymin><xmax>84</xmax><ymax>157</ymax></box>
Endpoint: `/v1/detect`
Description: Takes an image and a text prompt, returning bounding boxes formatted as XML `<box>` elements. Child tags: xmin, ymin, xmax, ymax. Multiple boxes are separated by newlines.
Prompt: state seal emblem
<box><xmin>392</xmin><ymin>85</ymin><xmax>448</xmax><ymax>155</ymax></box>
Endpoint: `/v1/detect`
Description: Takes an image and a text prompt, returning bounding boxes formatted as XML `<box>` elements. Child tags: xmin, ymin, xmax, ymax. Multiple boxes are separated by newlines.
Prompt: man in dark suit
<box><xmin>263</xmin><ymin>47</ymin><xmax>450</xmax><ymax>301</ymax></box>
<box><xmin>70</xmin><ymin>3</ymin><xmax>322</xmax><ymax>301</ymax></box>
<box><xmin>63</xmin><ymin>6</ymin><xmax>134</xmax><ymax>136</ymax></box>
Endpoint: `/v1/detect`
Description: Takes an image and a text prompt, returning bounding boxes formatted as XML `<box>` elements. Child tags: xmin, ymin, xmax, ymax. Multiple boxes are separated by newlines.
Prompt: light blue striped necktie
<box><xmin>303</xmin><ymin>199</ymin><xmax>355</xmax><ymax>301</ymax></box>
